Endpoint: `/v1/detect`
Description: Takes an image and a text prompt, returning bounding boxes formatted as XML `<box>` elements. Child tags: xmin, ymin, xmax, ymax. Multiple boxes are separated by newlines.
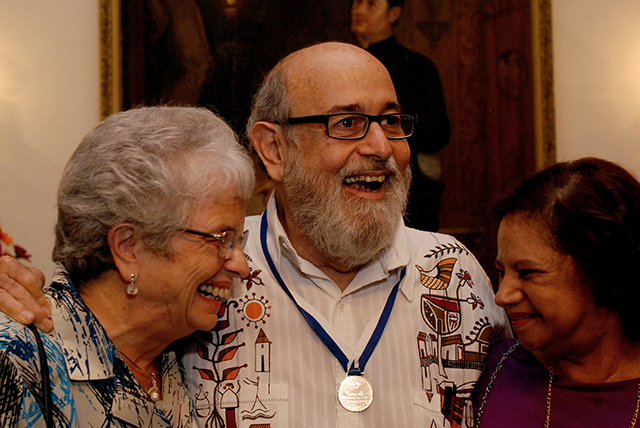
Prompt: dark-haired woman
<box><xmin>474</xmin><ymin>157</ymin><xmax>640</xmax><ymax>428</ymax></box>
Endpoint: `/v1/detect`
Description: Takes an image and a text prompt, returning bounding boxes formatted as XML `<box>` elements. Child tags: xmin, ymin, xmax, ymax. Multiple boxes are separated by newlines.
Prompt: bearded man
<box><xmin>0</xmin><ymin>42</ymin><xmax>508</xmax><ymax>428</ymax></box>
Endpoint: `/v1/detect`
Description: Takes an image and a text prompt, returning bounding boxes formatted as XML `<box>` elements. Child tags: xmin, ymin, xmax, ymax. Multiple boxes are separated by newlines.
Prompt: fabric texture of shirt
<box><xmin>0</xmin><ymin>266</ymin><xmax>192</xmax><ymax>428</ymax></box>
<box><xmin>184</xmin><ymin>196</ymin><xmax>510</xmax><ymax>428</ymax></box>
<box><xmin>472</xmin><ymin>338</ymin><xmax>640</xmax><ymax>428</ymax></box>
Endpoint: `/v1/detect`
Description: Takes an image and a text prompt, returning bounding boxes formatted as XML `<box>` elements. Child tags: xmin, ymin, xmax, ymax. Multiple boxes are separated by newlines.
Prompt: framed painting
<box><xmin>100</xmin><ymin>0</ymin><xmax>554</xmax><ymax>165</ymax></box>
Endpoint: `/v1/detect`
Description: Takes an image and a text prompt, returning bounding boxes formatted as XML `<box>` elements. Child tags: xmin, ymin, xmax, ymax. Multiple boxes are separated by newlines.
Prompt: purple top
<box><xmin>472</xmin><ymin>338</ymin><xmax>640</xmax><ymax>428</ymax></box>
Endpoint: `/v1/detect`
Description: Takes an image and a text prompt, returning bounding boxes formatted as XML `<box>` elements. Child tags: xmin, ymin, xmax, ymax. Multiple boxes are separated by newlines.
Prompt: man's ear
<box><xmin>108</xmin><ymin>223</ymin><xmax>140</xmax><ymax>282</ymax></box>
<box><xmin>388</xmin><ymin>6</ymin><xmax>402</xmax><ymax>25</ymax></box>
<box><xmin>251</xmin><ymin>121</ymin><xmax>287</xmax><ymax>183</ymax></box>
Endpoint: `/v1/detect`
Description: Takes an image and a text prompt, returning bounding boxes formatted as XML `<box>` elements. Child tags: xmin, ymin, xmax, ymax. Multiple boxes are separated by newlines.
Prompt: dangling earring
<box><xmin>127</xmin><ymin>273</ymin><xmax>138</xmax><ymax>296</ymax></box>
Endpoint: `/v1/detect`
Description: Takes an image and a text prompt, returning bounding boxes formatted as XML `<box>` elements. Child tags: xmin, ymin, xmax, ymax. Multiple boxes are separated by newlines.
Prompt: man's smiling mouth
<box><xmin>343</xmin><ymin>175</ymin><xmax>386</xmax><ymax>192</ymax></box>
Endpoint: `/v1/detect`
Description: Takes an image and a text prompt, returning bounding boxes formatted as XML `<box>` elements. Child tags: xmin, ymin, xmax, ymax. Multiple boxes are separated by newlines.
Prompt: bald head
<box><xmin>285</xmin><ymin>43</ymin><xmax>398</xmax><ymax>116</ymax></box>
<box><xmin>280</xmin><ymin>42</ymin><xmax>391</xmax><ymax>81</ymax></box>
<box><xmin>247</xmin><ymin>42</ymin><xmax>398</xmax><ymax>134</ymax></box>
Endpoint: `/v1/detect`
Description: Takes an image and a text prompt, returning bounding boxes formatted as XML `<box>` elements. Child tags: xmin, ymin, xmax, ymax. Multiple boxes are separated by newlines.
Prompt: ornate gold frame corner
<box><xmin>99</xmin><ymin>0</ymin><xmax>122</xmax><ymax>119</ymax></box>
<box><xmin>532</xmin><ymin>0</ymin><xmax>556</xmax><ymax>169</ymax></box>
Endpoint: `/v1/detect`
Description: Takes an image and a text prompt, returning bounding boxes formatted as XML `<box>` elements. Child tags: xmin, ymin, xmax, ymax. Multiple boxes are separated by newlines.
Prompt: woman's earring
<box><xmin>127</xmin><ymin>273</ymin><xmax>138</xmax><ymax>296</ymax></box>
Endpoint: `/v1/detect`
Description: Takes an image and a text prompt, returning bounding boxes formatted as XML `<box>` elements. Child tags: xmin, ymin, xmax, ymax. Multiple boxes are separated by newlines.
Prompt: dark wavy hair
<box><xmin>494</xmin><ymin>157</ymin><xmax>640</xmax><ymax>341</ymax></box>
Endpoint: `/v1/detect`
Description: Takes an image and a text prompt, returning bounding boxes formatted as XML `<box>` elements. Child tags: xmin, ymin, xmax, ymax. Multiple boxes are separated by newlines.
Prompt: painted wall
<box><xmin>1</xmin><ymin>0</ymin><xmax>640</xmax><ymax>279</ymax></box>
<box><xmin>553</xmin><ymin>0</ymin><xmax>640</xmax><ymax>175</ymax></box>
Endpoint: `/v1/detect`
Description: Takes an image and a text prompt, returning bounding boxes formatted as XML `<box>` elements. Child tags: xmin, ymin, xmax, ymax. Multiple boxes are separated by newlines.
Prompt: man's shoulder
<box><xmin>403</xmin><ymin>227</ymin><xmax>485</xmax><ymax>272</ymax></box>
<box><xmin>399</xmin><ymin>47</ymin><xmax>439</xmax><ymax>78</ymax></box>
<box><xmin>403</xmin><ymin>227</ymin><xmax>463</xmax><ymax>248</ymax></box>
<box><xmin>397</xmin><ymin>43</ymin><xmax>435</xmax><ymax>64</ymax></box>
<box><xmin>402</xmin><ymin>226</ymin><xmax>511</xmax><ymax>342</ymax></box>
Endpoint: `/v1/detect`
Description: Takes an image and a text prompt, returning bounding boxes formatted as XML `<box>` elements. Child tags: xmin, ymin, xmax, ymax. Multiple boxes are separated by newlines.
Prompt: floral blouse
<box><xmin>0</xmin><ymin>265</ymin><xmax>192</xmax><ymax>427</ymax></box>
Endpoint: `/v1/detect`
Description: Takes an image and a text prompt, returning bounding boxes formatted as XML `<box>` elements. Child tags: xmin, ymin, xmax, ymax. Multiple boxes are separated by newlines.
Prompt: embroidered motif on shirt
<box><xmin>415</xmin><ymin>245</ymin><xmax>494</xmax><ymax>428</ymax></box>
<box><xmin>244</xmin><ymin>269</ymin><xmax>265</xmax><ymax>291</ymax></box>
<box><xmin>192</xmin><ymin>308</ymin><xmax>248</xmax><ymax>428</ymax></box>
<box><xmin>237</xmin><ymin>294</ymin><xmax>271</xmax><ymax>329</ymax></box>
<box><xmin>241</xmin><ymin>375</ymin><xmax>276</xmax><ymax>421</ymax></box>
<box><xmin>193</xmin><ymin>261</ymin><xmax>278</xmax><ymax>428</ymax></box>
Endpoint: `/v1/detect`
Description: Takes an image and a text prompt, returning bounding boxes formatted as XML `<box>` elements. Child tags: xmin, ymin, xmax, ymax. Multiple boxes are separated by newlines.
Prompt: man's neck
<box><xmin>302</xmin><ymin>250</ymin><xmax>361</xmax><ymax>292</ymax></box>
<box><xmin>275</xmin><ymin>195</ymin><xmax>363</xmax><ymax>292</ymax></box>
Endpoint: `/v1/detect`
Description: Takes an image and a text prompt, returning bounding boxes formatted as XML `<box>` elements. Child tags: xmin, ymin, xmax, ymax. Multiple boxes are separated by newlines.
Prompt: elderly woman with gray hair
<box><xmin>0</xmin><ymin>106</ymin><xmax>254</xmax><ymax>427</ymax></box>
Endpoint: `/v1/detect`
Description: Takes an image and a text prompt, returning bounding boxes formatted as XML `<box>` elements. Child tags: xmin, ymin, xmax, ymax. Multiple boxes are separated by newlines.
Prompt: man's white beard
<box><xmin>282</xmin><ymin>150</ymin><xmax>411</xmax><ymax>270</ymax></box>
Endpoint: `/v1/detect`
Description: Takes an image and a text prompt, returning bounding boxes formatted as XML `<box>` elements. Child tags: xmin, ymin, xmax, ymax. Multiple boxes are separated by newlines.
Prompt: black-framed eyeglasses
<box><xmin>284</xmin><ymin>113</ymin><xmax>415</xmax><ymax>140</ymax></box>
<box><xmin>174</xmin><ymin>227</ymin><xmax>247</xmax><ymax>259</ymax></box>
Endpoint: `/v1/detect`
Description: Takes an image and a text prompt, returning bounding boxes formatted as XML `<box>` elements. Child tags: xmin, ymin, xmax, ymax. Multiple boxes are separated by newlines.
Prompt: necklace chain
<box><xmin>544</xmin><ymin>365</ymin><xmax>554</xmax><ymax>428</ymax></box>
<box><xmin>118</xmin><ymin>350</ymin><xmax>161</xmax><ymax>402</ymax></box>
<box><xmin>477</xmin><ymin>341</ymin><xmax>640</xmax><ymax>428</ymax></box>
<box><xmin>475</xmin><ymin>341</ymin><xmax>520</xmax><ymax>426</ymax></box>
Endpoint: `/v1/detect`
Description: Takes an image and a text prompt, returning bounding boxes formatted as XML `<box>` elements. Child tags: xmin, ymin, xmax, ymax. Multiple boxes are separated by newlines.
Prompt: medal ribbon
<box><xmin>259</xmin><ymin>211</ymin><xmax>406</xmax><ymax>375</ymax></box>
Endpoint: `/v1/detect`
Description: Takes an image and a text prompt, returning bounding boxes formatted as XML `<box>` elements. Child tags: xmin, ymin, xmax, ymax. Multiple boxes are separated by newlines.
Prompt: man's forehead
<box><xmin>284</xmin><ymin>44</ymin><xmax>398</xmax><ymax>113</ymax></box>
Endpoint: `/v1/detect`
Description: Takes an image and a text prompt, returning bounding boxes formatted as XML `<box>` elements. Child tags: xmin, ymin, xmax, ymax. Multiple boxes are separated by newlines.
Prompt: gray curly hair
<box><xmin>53</xmin><ymin>106</ymin><xmax>255</xmax><ymax>285</ymax></box>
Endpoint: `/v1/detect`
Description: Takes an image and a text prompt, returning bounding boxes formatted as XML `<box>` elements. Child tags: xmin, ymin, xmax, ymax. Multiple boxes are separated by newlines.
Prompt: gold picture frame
<box><xmin>99</xmin><ymin>0</ymin><xmax>121</xmax><ymax>120</ymax></box>
<box><xmin>99</xmin><ymin>0</ymin><xmax>556</xmax><ymax>168</ymax></box>
<box><xmin>532</xmin><ymin>0</ymin><xmax>556</xmax><ymax>169</ymax></box>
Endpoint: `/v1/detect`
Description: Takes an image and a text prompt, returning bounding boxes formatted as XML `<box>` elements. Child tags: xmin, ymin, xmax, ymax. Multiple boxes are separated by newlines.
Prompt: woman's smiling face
<box><xmin>494</xmin><ymin>213</ymin><xmax>610</xmax><ymax>361</ymax></box>
<box><xmin>137</xmin><ymin>193</ymin><xmax>249</xmax><ymax>339</ymax></box>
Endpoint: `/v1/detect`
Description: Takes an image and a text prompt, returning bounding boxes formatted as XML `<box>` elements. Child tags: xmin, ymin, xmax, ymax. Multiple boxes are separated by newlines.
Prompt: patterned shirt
<box><xmin>0</xmin><ymin>267</ymin><xmax>192</xmax><ymax>427</ymax></box>
<box><xmin>183</xmin><ymin>196</ymin><xmax>510</xmax><ymax>428</ymax></box>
